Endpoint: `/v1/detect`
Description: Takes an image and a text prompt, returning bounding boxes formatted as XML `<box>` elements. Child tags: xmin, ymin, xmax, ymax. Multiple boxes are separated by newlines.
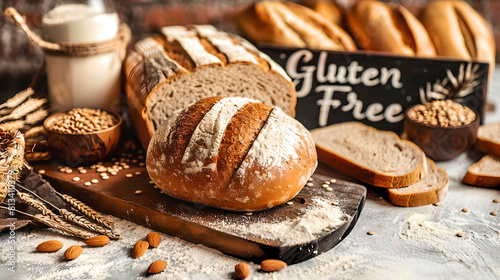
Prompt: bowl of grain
<box><xmin>405</xmin><ymin>100</ymin><xmax>480</xmax><ymax>161</ymax></box>
<box><xmin>44</xmin><ymin>108</ymin><xmax>122</xmax><ymax>164</ymax></box>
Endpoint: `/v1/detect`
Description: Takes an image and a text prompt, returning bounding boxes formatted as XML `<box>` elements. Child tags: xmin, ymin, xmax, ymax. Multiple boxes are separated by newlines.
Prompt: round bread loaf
<box><xmin>146</xmin><ymin>96</ymin><xmax>317</xmax><ymax>211</ymax></box>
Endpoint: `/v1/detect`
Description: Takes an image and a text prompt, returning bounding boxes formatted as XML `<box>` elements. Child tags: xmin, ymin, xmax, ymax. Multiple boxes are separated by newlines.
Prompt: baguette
<box><xmin>236</xmin><ymin>1</ymin><xmax>356</xmax><ymax>51</ymax></box>
<box><xmin>387</xmin><ymin>158</ymin><xmax>449</xmax><ymax>207</ymax></box>
<box><xmin>310</xmin><ymin>122</ymin><xmax>426</xmax><ymax>189</ymax></box>
<box><xmin>475</xmin><ymin>122</ymin><xmax>500</xmax><ymax>156</ymax></box>
<box><xmin>420</xmin><ymin>0</ymin><xmax>495</xmax><ymax>80</ymax></box>
<box><xmin>346</xmin><ymin>0</ymin><xmax>435</xmax><ymax>56</ymax></box>
<box><xmin>463</xmin><ymin>154</ymin><xmax>500</xmax><ymax>188</ymax></box>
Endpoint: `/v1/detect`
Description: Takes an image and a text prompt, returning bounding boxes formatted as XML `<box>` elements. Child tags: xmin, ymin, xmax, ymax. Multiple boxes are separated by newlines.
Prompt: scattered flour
<box><xmin>199</xmin><ymin>197</ymin><xmax>347</xmax><ymax>246</ymax></box>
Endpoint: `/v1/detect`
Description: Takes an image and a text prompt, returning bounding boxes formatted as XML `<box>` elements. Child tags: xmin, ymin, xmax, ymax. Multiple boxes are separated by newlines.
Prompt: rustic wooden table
<box><xmin>1</xmin><ymin>71</ymin><xmax>499</xmax><ymax>280</ymax></box>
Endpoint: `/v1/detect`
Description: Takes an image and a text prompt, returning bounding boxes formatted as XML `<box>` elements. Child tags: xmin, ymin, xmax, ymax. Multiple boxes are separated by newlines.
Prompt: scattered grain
<box><xmin>38</xmin><ymin>169</ymin><xmax>45</xmax><ymax>174</ymax></box>
<box><xmin>286</xmin><ymin>201</ymin><xmax>293</xmax><ymax>205</ymax></box>
<box><xmin>134</xmin><ymin>190</ymin><xmax>143</xmax><ymax>195</ymax></box>
<box><xmin>84</xmin><ymin>182</ymin><xmax>91</xmax><ymax>186</ymax></box>
<box><xmin>72</xmin><ymin>177</ymin><xmax>80</xmax><ymax>182</ymax></box>
<box><xmin>306</xmin><ymin>182</ymin><xmax>314</xmax><ymax>187</ymax></box>
<box><xmin>367</xmin><ymin>231</ymin><xmax>375</xmax><ymax>235</ymax></box>
<box><xmin>134</xmin><ymin>171</ymin><xmax>141</xmax><ymax>175</ymax></box>
<box><xmin>245</xmin><ymin>212</ymin><xmax>253</xmax><ymax>216</ymax></box>
<box><xmin>125</xmin><ymin>174</ymin><xmax>133</xmax><ymax>178</ymax></box>
<box><xmin>461</xmin><ymin>208</ymin><xmax>469</xmax><ymax>213</ymax></box>
<box><xmin>329</xmin><ymin>178</ymin><xmax>337</xmax><ymax>183</ymax></box>
<box><xmin>332</xmin><ymin>201</ymin><xmax>339</xmax><ymax>206</ymax></box>
<box><xmin>491</xmin><ymin>212</ymin><xmax>498</xmax><ymax>216</ymax></box>
<box><xmin>79</xmin><ymin>169</ymin><xmax>87</xmax><ymax>174</ymax></box>
<box><xmin>493</xmin><ymin>199</ymin><xmax>499</xmax><ymax>203</ymax></box>
<box><xmin>91</xmin><ymin>179</ymin><xmax>98</xmax><ymax>184</ymax></box>
<box><xmin>456</xmin><ymin>232</ymin><xmax>464</xmax><ymax>237</ymax></box>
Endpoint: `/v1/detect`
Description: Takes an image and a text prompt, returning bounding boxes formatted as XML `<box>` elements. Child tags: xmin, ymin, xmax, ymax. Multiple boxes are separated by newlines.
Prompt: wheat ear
<box><xmin>0</xmin><ymin>206</ymin><xmax>91</xmax><ymax>239</ymax></box>
<box><xmin>16</xmin><ymin>191</ymin><xmax>92</xmax><ymax>238</ymax></box>
<box><xmin>16</xmin><ymin>183</ymin><xmax>120</xmax><ymax>239</ymax></box>
<box><xmin>0</xmin><ymin>120</ymin><xmax>25</xmax><ymax>132</ymax></box>
<box><xmin>0</xmin><ymin>98</ymin><xmax>46</xmax><ymax>122</ymax></box>
<box><xmin>0</xmin><ymin>88</ymin><xmax>34</xmax><ymax>110</ymax></box>
<box><xmin>24</xmin><ymin>126</ymin><xmax>44</xmax><ymax>139</ymax></box>
<box><xmin>25</xmin><ymin>109</ymin><xmax>48</xmax><ymax>125</ymax></box>
<box><xmin>56</xmin><ymin>192</ymin><xmax>115</xmax><ymax>229</ymax></box>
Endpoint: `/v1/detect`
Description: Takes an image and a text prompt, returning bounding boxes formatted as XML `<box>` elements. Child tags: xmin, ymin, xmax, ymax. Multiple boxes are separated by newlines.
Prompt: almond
<box><xmin>146</xmin><ymin>232</ymin><xmax>161</xmax><ymax>248</ymax></box>
<box><xmin>85</xmin><ymin>235</ymin><xmax>110</xmax><ymax>247</ymax></box>
<box><xmin>148</xmin><ymin>260</ymin><xmax>167</xmax><ymax>274</ymax></box>
<box><xmin>133</xmin><ymin>240</ymin><xmax>149</xmax><ymax>258</ymax></box>
<box><xmin>261</xmin><ymin>259</ymin><xmax>287</xmax><ymax>272</ymax></box>
<box><xmin>235</xmin><ymin>262</ymin><xmax>250</xmax><ymax>279</ymax></box>
<box><xmin>64</xmin><ymin>245</ymin><xmax>83</xmax><ymax>260</ymax></box>
<box><xmin>36</xmin><ymin>240</ymin><xmax>63</xmax><ymax>252</ymax></box>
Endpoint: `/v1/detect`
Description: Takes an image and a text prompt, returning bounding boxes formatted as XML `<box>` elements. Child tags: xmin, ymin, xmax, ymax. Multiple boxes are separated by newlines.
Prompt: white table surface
<box><xmin>1</xmin><ymin>69</ymin><xmax>499</xmax><ymax>280</ymax></box>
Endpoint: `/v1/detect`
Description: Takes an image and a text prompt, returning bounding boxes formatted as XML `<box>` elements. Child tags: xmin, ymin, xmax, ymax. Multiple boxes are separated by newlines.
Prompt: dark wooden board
<box><xmin>34</xmin><ymin>157</ymin><xmax>366</xmax><ymax>264</ymax></box>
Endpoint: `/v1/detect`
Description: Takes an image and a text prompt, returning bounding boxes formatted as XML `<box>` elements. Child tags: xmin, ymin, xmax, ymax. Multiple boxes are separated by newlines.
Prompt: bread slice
<box><xmin>475</xmin><ymin>122</ymin><xmax>500</xmax><ymax>156</ymax></box>
<box><xmin>387</xmin><ymin>158</ymin><xmax>449</xmax><ymax>207</ymax></box>
<box><xmin>310</xmin><ymin>122</ymin><xmax>426</xmax><ymax>189</ymax></box>
<box><xmin>463</xmin><ymin>154</ymin><xmax>500</xmax><ymax>188</ymax></box>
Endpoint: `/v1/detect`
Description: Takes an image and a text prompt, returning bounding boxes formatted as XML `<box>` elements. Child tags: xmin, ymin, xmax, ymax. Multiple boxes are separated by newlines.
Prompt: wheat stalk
<box><xmin>0</xmin><ymin>206</ymin><xmax>91</xmax><ymax>239</ymax></box>
<box><xmin>16</xmin><ymin>183</ymin><xmax>120</xmax><ymax>239</ymax></box>
<box><xmin>16</xmin><ymin>192</ymin><xmax>92</xmax><ymax>238</ymax></box>
<box><xmin>25</xmin><ymin>109</ymin><xmax>48</xmax><ymax>125</ymax></box>
<box><xmin>24</xmin><ymin>126</ymin><xmax>44</xmax><ymax>139</ymax></box>
<box><xmin>56</xmin><ymin>192</ymin><xmax>115</xmax><ymax>229</ymax></box>
<box><xmin>0</xmin><ymin>120</ymin><xmax>24</xmax><ymax>132</ymax></box>
<box><xmin>0</xmin><ymin>98</ymin><xmax>46</xmax><ymax>122</ymax></box>
<box><xmin>0</xmin><ymin>88</ymin><xmax>34</xmax><ymax>110</ymax></box>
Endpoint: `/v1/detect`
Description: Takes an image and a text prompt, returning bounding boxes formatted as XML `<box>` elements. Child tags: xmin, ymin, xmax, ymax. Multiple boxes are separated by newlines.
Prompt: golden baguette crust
<box><xmin>311</xmin><ymin>122</ymin><xmax>426</xmax><ymax>189</ymax></box>
<box><xmin>420</xmin><ymin>0</ymin><xmax>495</xmax><ymax>80</ymax></box>
<box><xmin>300</xmin><ymin>0</ymin><xmax>344</xmax><ymax>27</ymax></box>
<box><xmin>463</xmin><ymin>154</ymin><xmax>500</xmax><ymax>188</ymax></box>
<box><xmin>346</xmin><ymin>0</ymin><xmax>435</xmax><ymax>56</ymax></box>
<box><xmin>237</xmin><ymin>1</ymin><xmax>356</xmax><ymax>51</ymax></box>
<box><xmin>387</xmin><ymin>159</ymin><xmax>449</xmax><ymax>207</ymax></box>
<box><xmin>147</xmin><ymin>97</ymin><xmax>318</xmax><ymax>211</ymax></box>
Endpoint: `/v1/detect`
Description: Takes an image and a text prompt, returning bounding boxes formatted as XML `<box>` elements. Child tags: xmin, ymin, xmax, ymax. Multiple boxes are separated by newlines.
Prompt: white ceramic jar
<box><xmin>41</xmin><ymin>2</ymin><xmax>121</xmax><ymax>113</ymax></box>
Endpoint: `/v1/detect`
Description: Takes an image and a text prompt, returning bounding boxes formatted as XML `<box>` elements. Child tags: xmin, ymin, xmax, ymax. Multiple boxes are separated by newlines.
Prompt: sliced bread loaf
<box><xmin>475</xmin><ymin>122</ymin><xmax>500</xmax><ymax>156</ymax></box>
<box><xmin>463</xmin><ymin>154</ymin><xmax>500</xmax><ymax>188</ymax></box>
<box><xmin>387</xmin><ymin>158</ymin><xmax>449</xmax><ymax>207</ymax></box>
<box><xmin>125</xmin><ymin>25</ymin><xmax>296</xmax><ymax>149</ymax></box>
<box><xmin>310</xmin><ymin>122</ymin><xmax>426</xmax><ymax>188</ymax></box>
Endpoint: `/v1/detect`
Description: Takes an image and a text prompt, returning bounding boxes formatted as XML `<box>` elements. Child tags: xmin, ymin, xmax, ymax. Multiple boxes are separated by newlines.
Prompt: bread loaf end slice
<box><xmin>475</xmin><ymin>122</ymin><xmax>500</xmax><ymax>157</ymax></box>
<box><xmin>463</xmin><ymin>154</ymin><xmax>500</xmax><ymax>188</ymax></box>
<box><xmin>387</xmin><ymin>158</ymin><xmax>448</xmax><ymax>207</ymax></box>
<box><xmin>311</xmin><ymin>122</ymin><xmax>426</xmax><ymax>188</ymax></box>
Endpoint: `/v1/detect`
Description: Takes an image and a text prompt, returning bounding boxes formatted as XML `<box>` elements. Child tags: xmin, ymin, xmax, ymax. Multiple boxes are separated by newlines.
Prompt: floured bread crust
<box><xmin>146</xmin><ymin>97</ymin><xmax>317</xmax><ymax>211</ymax></box>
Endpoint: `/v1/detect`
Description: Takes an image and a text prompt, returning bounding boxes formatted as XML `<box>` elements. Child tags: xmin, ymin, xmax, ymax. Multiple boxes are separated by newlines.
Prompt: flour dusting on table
<box><xmin>199</xmin><ymin>197</ymin><xmax>347</xmax><ymax>246</ymax></box>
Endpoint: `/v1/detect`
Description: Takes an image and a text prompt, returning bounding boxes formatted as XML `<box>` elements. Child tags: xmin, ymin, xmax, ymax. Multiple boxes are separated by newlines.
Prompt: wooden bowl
<box><xmin>44</xmin><ymin>111</ymin><xmax>122</xmax><ymax>165</ymax></box>
<box><xmin>404</xmin><ymin>105</ymin><xmax>480</xmax><ymax>161</ymax></box>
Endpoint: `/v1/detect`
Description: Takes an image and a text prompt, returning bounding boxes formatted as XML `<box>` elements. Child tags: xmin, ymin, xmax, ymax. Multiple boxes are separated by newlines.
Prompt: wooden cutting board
<box><xmin>34</xmin><ymin>152</ymin><xmax>366</xmax><ymax>264</ymax></box>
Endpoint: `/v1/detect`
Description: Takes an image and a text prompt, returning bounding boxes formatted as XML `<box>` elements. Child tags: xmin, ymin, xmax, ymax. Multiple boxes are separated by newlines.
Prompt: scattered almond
<box><xmin>148</xmin><ymin>260</ymin><xmax>167</xmax><ymax>274</ymax></box>
<box><xmin>261</xmin><ymin>259</ymin><xmax>287</xmax><ymax>272</ymax></box>
<box><xmin>147</xmin><ymin>232</ymin><xmax>161</xmax><ymax>248</ymax></box>
<box><xmin>235</xmin><ymin>262</ymin><xmax>250</xmax><ymax>279</ymax></box>
<box><xmin>64</xmin><ymin>245</ymin><xmax>83</xmax><ymax>260</ymax></box>
<box><xmin>133</xmin><ymin>240</ymin><xmax>149</xmax><ymax>258</ymax></box>
<box><xmin>36</xmin><ymin>240</ymin><xmax>63</xmax><ymax>252</ymax></box>
<box><xmin>85</xmin><ymin>235</ymin><xmax>110</xmax><ymax>247</ymax></box>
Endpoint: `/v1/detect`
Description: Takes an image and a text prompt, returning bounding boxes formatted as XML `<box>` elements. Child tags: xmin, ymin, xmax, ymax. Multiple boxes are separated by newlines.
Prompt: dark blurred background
<box><xmin>0</xmin><ymin>0</ymin><xmax>497</xmax><ymax>100</ymax></box>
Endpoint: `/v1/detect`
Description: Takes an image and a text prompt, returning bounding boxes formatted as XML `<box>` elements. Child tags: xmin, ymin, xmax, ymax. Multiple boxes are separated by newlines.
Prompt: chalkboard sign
<box><xmin>260</xmin><ymin>46</ymin><xmax>489</xmax><ymax>132</ymax></box>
